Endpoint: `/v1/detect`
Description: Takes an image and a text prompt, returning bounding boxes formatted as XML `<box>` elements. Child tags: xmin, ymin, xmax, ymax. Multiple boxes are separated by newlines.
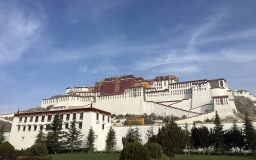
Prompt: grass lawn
<box><xmin>51</xmin><ymin>152</ymin><xmax>255</xmax><ymax>160</ymax></box>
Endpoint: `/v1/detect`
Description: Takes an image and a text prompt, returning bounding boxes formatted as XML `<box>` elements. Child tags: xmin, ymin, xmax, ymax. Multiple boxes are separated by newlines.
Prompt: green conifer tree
<box><xmin>158</xmin><ymin>119</ymin><xmax>185</xmax><ymax>160</ymax></box>
<box><xmin>86</xmin><ymin>127</ymin><xmax>95</xmax><ymax>153</ymax></box>
<box><xmin>145</xmin><ymin>126</ymin><xmax>155</xmax><ymax>143</ymax></box>
<box><xmin>183</xmin><ymin>122</ymin><xmax>193</xmax><ymax>154</ymax></box>
<box><xmin>244</xmin><ymin>112</ymin><xmax>256</xmax><ymax>153</ymax></box>
<box><xmin>65</xmin><ymin>117</ymin><xmax>84</xmax><ymax>153</ymax></box>
<box><xmin>213</xmin><ymin>111</ymin><xmax>224</xmax><ymax>152</ymax></box>
<box><xmin>46</xmin><ymin>114</ymin><xmax>65</xmax><ymax>154</ymax></box>
<box><xmin>0</xmin><ymin>125</ymin><xmax>5</xmax><ymax>144</ymax></box>
<box><xmin>105</xmin><ymin>127</ymin><xmax>117</xmax><ymax>152</ymax></box>
<box><xmin>126</xmin><ymin>127</ymin><xmax>142</xmax><ymax>142</ymax></box>
<box><xmin>35</xmin><ymin>126</ymin><xmax>46</xmax><ymax>143</ymax></box>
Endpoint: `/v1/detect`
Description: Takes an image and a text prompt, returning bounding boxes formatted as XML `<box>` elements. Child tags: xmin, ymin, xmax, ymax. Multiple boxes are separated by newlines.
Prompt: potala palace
<box><xmin>1</xmin><ymin>74</ymin><xmax>256</xmax><ymax>151</ymax></box>
<box><xmin>40</xmin><ymin>74</ymin><xmax>255</xmax><ymax>121</ymax></box>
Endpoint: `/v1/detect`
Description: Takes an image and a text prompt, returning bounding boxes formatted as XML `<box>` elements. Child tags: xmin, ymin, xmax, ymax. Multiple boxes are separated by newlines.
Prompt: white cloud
<box><xmin>91</xmin><ymin>64</ymin><xmax>118</xmax><ymax>74</ymax></box>
<box><xmin>66</xmin><ymin>0</ymin><xmax>129</xmax><ymax>23</ymax></box>
<box><xmin>136</xmin><ymin>53</ymin><xmax>210</xmax><ymax>71</ymax></box>
<box><xmin>152</xmin><ymin>65</ymin><xmax>199</xmax><ymax>74</ymax></box>
<box><xmin>221</xmin><ymin>50</ymin><xmax>256</xmax><ymax>62</ymax></box>
<box><xmin>78</xmin><ymin>66</ymin><xmax>88</xmax><ymax>73</ymax></box>
<box><xmin>0</xmin><ymin>1</ymin><xmax>46</xmax><ymax>65</ymax></box>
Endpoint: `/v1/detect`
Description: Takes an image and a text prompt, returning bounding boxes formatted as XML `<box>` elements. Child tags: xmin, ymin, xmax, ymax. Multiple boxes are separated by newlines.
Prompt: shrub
<box><xmin>0</xmin><ymin>141</ymin><xmax>14</xmax><ymax>157</ymax></box>
<box><xmin>145</xmin><ymin>142</ymin><xmax>162</xmax><ymax>159</ymax></box>
<box><xmin>119</xmin><ymin>142</ymin><xmax>150</xmax><ymax>160</ymax></box>
<box><xmin>14</xmin><ymin>150</ymin><xmax>26</xmax><ymax>156</ymax></box>
<box><xmin>25</xmin><ymin>143</ymin><xmax>48</xmax><ymax>157</ymax></box>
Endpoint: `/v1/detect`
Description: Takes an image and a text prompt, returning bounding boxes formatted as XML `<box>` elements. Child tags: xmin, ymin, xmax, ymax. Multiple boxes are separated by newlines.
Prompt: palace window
<box><xmin>108</xmin><ymin>116</ymin><xmax>110</xmax><ymax>123</ymax></box>
<box><xmin>60</xmin><ymin>114</ymin><xmax>63</xmax><ymax>120</ymax></box>
<box><xmin>40</xmin><ymin>125</ymin><xmax>43</xmax><ymax>130</ymax></box>
<box><xmin>23</xmin><ymin>126</ymin><xmax>26</xmax><ymax>131</ymax></box>
<box><xmin>73</xmin><ymin>113</ymin><xmax>76</xmax><ymax>120</ymax></box>
<box><xmin>79</xmin><ymin>113</ymin><xmax>83</xmax><ymax>120</ymax></box>
<box><xmin>28</xmin><ymin>125</ymin><xmax>31</xmax><ymax>131</ymax></box>
<box><xmin>19</xmin><ymin>117</ymin><xmax>22</xmax><ymax>122</ymax></box>
<box><xmin>34</xmin><ymin>126</ymin><xmax>37</xmax><ymax>131</ymax></box>
<box><xmin>66</xmin><ymin>114</ymin><xmax>70</xmax><ymax>121</ymax></box>
<box><xmin>47</xmin><ymin>115</ymin><xmax>52</xmax><ymax>122</ymax></box>
<box><xmin>30</xmin><ymin>116</ymin><xmax>33</xmax><ymax>122</ymax></box>
<box><xmin>65</xmin><ymin>123</ymin><xmax>69</xmax><ymax>129</ymax></box>
<box><xmin>96</xmin><ymin>113</ymin><xmax>99</xmax><ymax>120</ymax></box>
<box><xmin>102</xmin><ymin>115</ymin><xmax>105</xmax><ymax>121</ymax></box>
<box><xmin>102</xmin><ymin>124</ymin><xmax>104</xmax><ymax>130</ymax></box>
<box><xmin>24</xmin><ymin>117</ymin><xmax>27</xmax><ymax>123</ymax></box>
<box><xmin>79</xmin><ymin>123</ymin><xmax>82</xmax><ymax>129</ymax></box>
<box><xmin>35</xmin><ymin>116</ymin><xmax>39</xmax><ymax>122</ymax></box>
<box><xmin>41</xmin><ymin>116</ymin><xmax>45</xmax><ymax>122</ymax></box>
<box><xmin>18</xmin><ymin>125</ymin><xmax>20</xmax><ymax>131</ymax></box>
<box><xmin>46</xmin><ymin>124</ymin><xmax>51</xmax><ymax>130</ymax></box>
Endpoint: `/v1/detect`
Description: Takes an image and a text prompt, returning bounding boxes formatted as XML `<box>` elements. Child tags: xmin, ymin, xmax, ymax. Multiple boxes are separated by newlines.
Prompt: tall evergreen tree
<box><xmin>244</xmin><ymin>112</ymin><xmax>256</xmax><ymax>153</ymax></box>
<box><xmin>65</xmin><ymin>117</ymin><xmax>84</xmax><ymax>153</ymax></box>
<box><xmin>183</xmin><ymin>123</ymin><xmax>193</xmax><ymax>154</ymax></box>
<box><xmin>213</xmin><ymin>111</ymin><xmax>224</xmax><ymax>151</ymax></box>
<box><xmin>35</xmin><ymin>126</ymin><xmax>46</xmax><ymax>143</ymax></box>
<box><xmin>145</xmin><ymin>126</ymin><xmax>155</xmax><ymax>143</ymax></box>
<box><xmin>0</xmin><ymin>125</ymin><xmax>5</xmax><ymax>144</ymax></box>
<box><xmin>46</xmin><ymin>114</ymin><xmax>65</xmax><ymax>154</ymax></box>
<box><xmin>105</xmin><ymin>127</ymin><xmax>117</xmax><ymax>152</ymax></box>
<box><xmin>158</xmin><ymin>119</ymin><xmax>185</xmax><ymax>160</ymax></box>
<box><xmin>191</xmin><ymin>125</ymin><xmax>214</xmax><ymax>153</ymax></box>
<box><xmin>126</xmin><ymin>127</ymin><xmax>142</xmax><ymax>142</ymax></box>
<box><xmin>86</xmin><ymin>127</ymin><xmax>95</xmax><ymax>153</ymax></box>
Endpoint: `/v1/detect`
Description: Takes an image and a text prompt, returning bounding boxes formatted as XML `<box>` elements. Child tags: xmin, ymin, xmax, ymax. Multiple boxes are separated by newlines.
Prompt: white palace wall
<box><xmin>191</xmin><ymin>82</ymin><xmax>212</xmax><ymax>109</ymax></box>
<box><xmin>8</xmin><ymin>108</ymin><xmax>111</xmax><ymax>151</ymax></box>
<box><xmin>41</xmin><ymin>96</ymin><xmax>94</xmax><ymax>108</ymax></box>
<box><xmin>95</xmin><ymin>87</ymin><xmax>145</xmax><ymax>115</ymax></box>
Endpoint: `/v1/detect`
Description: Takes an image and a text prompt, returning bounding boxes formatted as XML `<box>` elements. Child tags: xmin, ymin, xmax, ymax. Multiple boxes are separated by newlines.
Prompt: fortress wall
<box><xmin>171</xmin><ymin>101</ymin><xmax>182</xmax><ymax>109</ymax></box>
<box><xmin>95</xmin><ymin>87</ymin><xmax>144</xmax><ymax>115</ymax></box>
<box><xmin>214</xmin><ymin>97</ymin><xmax>236</xmax><ymax>119</ymax></box>
<box><xmin>176</xmin><ymin>112</ymin><xmax>216</xmax><ymax>125</ymax></box>
<box><xmin>144</xmin><ymin>102</ymin><xmax>196</xmax><ymax>118</ymax></box>
<box><xmin>190</xmin><ymin>104</ymin><xmax>214</xmax><ymax>113</ymax></box>
<box><xmin>210</xmin><ymin>88</ymin><xmax>227</xmax><ymax>97</ymax></box>
<box><xmin>191</xmin><ymin>83</ymin><xmax>212</xmax><ymax>108</ymax></box>
<box><xmin>41</xmin><ymin>96</ymin><xmax>94</xmax><ymax>108</ymax></box>
<box><xmin>160</xmin><ymin>102</ymin><xmax>177</xmax><ymax>106</ymax></box>
<box><xmin>181</xmin><ymin>99</ymin><xmax>191</xmax><ymax>110</ymax></box>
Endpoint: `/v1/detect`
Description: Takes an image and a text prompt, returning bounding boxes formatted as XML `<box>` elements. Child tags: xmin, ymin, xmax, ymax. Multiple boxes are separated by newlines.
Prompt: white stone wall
<box><xmin>41</xmin><ymin>96</ymin><xmax>94</xmax><ymax>108</ymax></box>
<box><xmin>143</xmin><ymin>102</ymin><xmax>197</xmax><ymax>118</ymax></box>
<box><xmin>95</xmin><ymin>87</ymin><xmax>144</xmax><ymax>115</ymax></box>
<box><xmin>191</xmin><ymin>82</ymin><xmax>212</xmax><ymax>108</ymax></box>
<box><xmin>8</xmin><ymin>111</ymin><xmax>111</xmax><ymax>151</ymax></box>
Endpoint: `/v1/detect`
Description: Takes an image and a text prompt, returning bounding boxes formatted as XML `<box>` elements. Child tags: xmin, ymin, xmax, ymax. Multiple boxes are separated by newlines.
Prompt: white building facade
<box><xmin>8</xmin><ymin>107</ymin><xmax>111</xmax><ymax>151</ymax></box>
<box><xmin>39</xmin><ymin>76</ymin><xmax>255</xmax><ymax>121</ymax></box>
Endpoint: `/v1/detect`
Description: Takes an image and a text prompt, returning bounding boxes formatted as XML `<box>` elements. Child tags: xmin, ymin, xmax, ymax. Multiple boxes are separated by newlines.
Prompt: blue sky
<box><xmin>0</xmin><ymin>0</ymin><xmax>256</xmax><ymax>114</ymax></box>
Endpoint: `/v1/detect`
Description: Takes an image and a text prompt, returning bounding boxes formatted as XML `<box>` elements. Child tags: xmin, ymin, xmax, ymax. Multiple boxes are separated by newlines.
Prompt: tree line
<box><xmin>118</xmin><ymin>111</ymin><xmax>256</xmax><ymax>160</ymax></box>
<box><xmin>2</xmin><ymin>111</ymin><xmax>256</xmax><ymax>160</ymax></box>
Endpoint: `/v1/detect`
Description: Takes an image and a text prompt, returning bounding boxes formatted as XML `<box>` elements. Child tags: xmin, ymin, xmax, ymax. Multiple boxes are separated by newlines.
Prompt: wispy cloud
<box><xmin>91</xmin><ymin>64</ymin><xmax>118</xmax><ymax>74</ymax></box>
<box><xmin>152</xmin><ymin>65</ymin><xmax>199</xmax><ymax>74</ymax></box>
<box><xmin>135</xmin><ymin>53</ymin><xmax>209</xmax><ymax>71</ymax></box>
<box><xmin>78</xmin><ymin>66</ymin><xmax>88</xmax><ymax>73</ymax></box>
<box><xmin>66</xmin><ymin>0</ymin><xmax>129</xmax><ymax>23</ymax></box>
<box><xmin>221</xmin><ymin>50</ymin><xmax>256</xmax><ymax>63</ymax></box>
<box><xmin>0</xmin><ymin>1</ymin><xmax>46</xmax><ymax>65</ymax></box>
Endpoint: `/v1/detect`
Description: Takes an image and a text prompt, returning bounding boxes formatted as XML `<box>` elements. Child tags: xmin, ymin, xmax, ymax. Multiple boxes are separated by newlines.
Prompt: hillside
<box><xmin>234</xmin><ymin>96</ymin><xmax>256</xmax><ymax>119</ymax></box>
<box><xmin>0</xmin><ymin>120</ymin><xmax>12</xmax><ymax>132</ymax></box>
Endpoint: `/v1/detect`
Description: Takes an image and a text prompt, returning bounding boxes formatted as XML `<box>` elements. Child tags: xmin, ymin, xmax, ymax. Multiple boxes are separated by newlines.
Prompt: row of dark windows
<box><xmin>96</xmin><ymin>113</ymin><xmax>110</xmax><ymax>123</ymax></box>
<box><xmin>19</xmin><ymin>113</ymin><xmax>84</xmax><ymax>123</ymax></box>
<box><xmin>17</xmin><ymin>122</ymin><xmax>83</xmax><ymax>132</ymax></box>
